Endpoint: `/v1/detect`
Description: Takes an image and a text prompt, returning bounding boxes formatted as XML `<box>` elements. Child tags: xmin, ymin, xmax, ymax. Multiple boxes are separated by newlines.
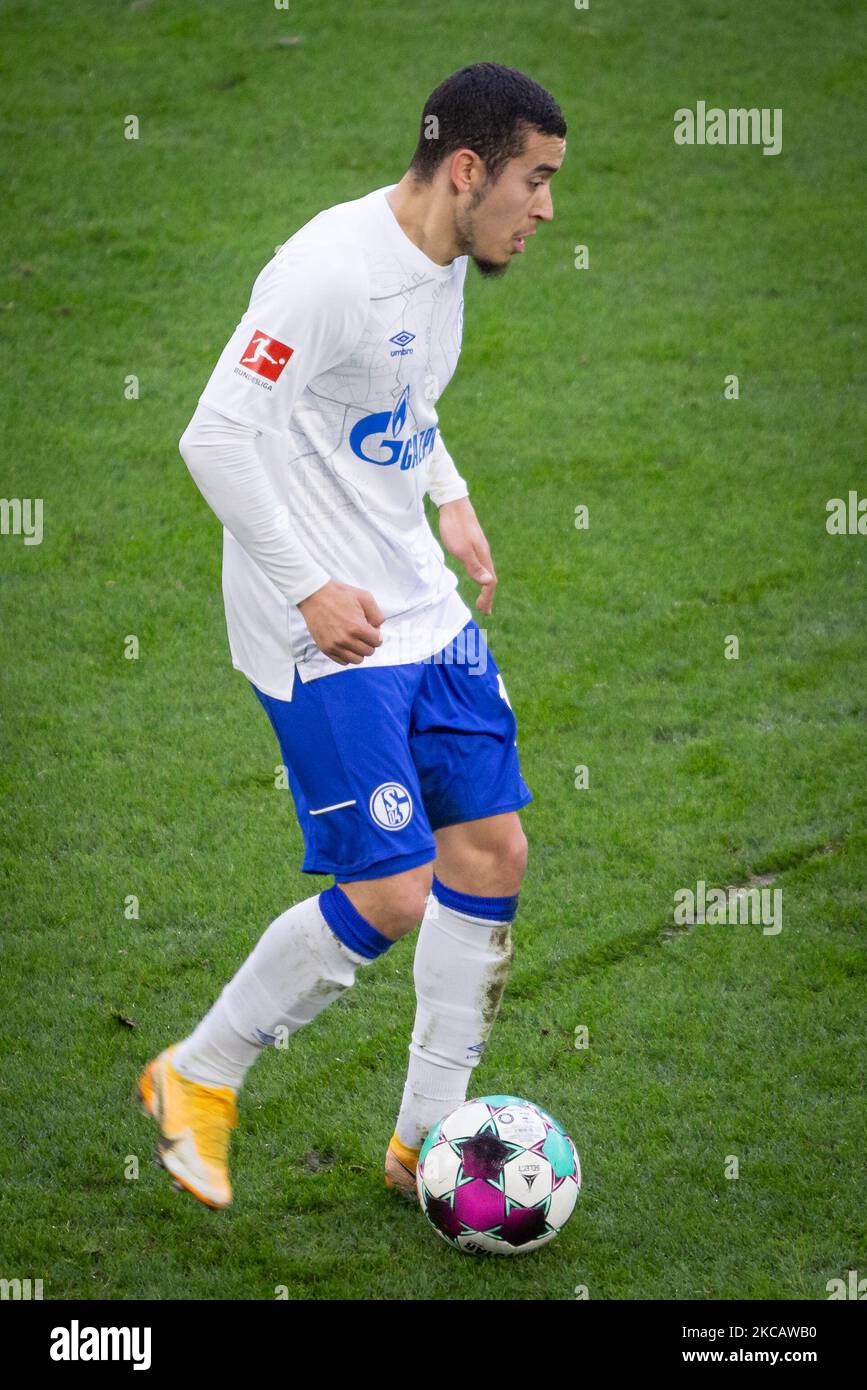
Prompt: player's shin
<box><xmin>394</xmin><ymin>877</ymin><xmax>517</xmax><ymax>1151</ymax></box>
<box><xmin>172</xmin><ymin>886</ymin><xmax>391</xmax><ymax>1090</ymax></box>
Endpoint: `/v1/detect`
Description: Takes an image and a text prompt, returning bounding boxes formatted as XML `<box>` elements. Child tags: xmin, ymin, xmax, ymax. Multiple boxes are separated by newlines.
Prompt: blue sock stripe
<box><xmin>431</xmin><ymin>875</ymin><xmax>519</xmax><ymax>923</ymax></box>
<box><xmin>318</xmin><ymin>884</ymin><xmax>393</xmax><ymax>960</ymax></box>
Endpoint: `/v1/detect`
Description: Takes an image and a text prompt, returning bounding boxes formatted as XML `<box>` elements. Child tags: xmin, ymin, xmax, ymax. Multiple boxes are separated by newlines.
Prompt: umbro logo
<box><xmin>389</xmin><ymin>330</ymin><xmax>415</xmax><ymax>357</ymax></box>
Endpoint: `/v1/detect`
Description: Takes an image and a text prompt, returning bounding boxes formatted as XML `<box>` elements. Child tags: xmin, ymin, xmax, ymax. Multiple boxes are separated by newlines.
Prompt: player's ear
<box><xmin>449</xmin><ymin>148</ymin><xmax>478</xmax><ymax>196</ymax></box>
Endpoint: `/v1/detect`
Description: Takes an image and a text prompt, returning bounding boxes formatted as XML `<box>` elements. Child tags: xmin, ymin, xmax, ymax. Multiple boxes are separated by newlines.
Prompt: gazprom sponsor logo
<box><xmin>349</xmin><ymin>385</ymin><xmax>437</xmax><ymax>471</ymax></box>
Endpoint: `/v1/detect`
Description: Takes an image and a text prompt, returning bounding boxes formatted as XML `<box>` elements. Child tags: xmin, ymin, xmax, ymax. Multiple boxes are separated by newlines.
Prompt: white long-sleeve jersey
<box><xmin>180</xmin><ymin>183</ymin><xmax>472</xmax><ymax>699</ymax></box>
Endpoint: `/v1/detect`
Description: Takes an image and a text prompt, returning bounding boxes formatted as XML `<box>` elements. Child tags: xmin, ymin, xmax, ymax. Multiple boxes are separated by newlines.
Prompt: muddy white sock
<box><xmin>395</xmin><ymin>877</ymin><xmax>517</xmax><ymax>1150</ymax></box>
<box><xmin>173</xmin><ymin>886</ymin><xmax>392</xmax><ymax>1091</ymax></box>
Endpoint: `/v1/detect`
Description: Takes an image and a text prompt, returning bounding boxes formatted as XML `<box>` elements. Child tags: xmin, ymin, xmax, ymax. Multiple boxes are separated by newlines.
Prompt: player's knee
<box><xmin>374</xmin><ymin>863</ymin><xmax>433</xmax><ymax>937</ymax></box>
<box><xmin>338</xmin><ymin>862</ymin><xmax>432</xmax><ymax>940</ymax></box>
<box><xmin>495</xmin><ymin>823</ymin><xmax>528</xmax><ymax>894</ymax></box>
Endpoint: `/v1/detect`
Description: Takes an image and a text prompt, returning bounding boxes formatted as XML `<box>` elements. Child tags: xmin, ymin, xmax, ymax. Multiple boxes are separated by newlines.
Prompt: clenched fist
<box><xmin>297</xmin><ymin>580</ymin><xmax>385</xmax><ymax>665</ymax></box>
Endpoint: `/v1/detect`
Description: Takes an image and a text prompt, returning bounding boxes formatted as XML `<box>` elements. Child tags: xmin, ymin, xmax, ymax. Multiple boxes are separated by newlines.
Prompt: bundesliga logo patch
<box><xmin>239</xmin><ymin>329</ymin><xmax>294</xmax><ymax>382</ymax></box>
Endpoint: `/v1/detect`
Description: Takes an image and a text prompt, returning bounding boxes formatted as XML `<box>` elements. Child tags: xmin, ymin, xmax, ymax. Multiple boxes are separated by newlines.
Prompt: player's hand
<box><xmin>437</xmin><ymin>497</ymin><xmax>497</xmax><ymax>614</ymax></box>
<box><xmin>297</xmin><ymin>581</ymin><xmax>385</xmax><ymax>664</ymax></box>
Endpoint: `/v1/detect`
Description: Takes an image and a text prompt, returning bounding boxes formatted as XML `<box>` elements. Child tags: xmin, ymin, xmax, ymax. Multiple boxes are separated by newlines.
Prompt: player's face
<box><xmin>456</xmin><ymin>130</ymin><xmax>566</xmax><ymax>278</ymax></box>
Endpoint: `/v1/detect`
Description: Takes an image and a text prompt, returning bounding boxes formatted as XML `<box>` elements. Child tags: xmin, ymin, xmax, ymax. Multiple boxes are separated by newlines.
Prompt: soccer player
<box><xmin>138</xmin><ymin>62</ymin><xmax>566</xmax><ymax>1209</ymax></box>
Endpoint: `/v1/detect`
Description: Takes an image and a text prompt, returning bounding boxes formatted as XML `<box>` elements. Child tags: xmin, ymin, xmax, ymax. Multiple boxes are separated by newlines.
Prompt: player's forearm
<box><xmin>179</xmin><ymin>404</ymin><xmax>330</xmax><ymax>607</ymax></box>
<box><xmin>437</xmin><ymin>495</ymin><xmax>478</xmax><ymax>533</ymax></box>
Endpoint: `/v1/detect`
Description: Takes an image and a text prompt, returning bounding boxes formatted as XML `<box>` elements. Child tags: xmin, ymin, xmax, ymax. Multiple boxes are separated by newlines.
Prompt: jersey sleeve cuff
<box><xmin>282</xmin><ymin>566</ymin><xmax>332</xmax><ymax>607</ymax></box>
<box><xmin>428</xmin><ymin>481</ymin><xmax>470</xmax><ymax>507</ymax></box>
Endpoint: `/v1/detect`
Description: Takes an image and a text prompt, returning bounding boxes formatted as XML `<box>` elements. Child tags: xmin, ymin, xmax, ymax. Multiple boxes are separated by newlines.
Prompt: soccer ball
<box><xmin>416</xmin><ymin>1095</ymin><xmax>581</xmax><ymax>1256</ymax></box>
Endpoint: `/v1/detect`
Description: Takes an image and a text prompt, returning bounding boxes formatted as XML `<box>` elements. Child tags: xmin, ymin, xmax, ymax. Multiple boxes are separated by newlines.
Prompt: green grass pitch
<box><xmin>0</xmin><ymin>0</ymin><xmax>864</xmax><ymax>1300</ymax></box>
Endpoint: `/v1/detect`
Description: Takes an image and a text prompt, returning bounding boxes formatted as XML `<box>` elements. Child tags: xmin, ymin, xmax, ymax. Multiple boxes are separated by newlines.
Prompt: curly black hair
<box><xmin>409</xmin><ymin>62</ymin><xmax>566</xmax><ymax>184</ymax></box>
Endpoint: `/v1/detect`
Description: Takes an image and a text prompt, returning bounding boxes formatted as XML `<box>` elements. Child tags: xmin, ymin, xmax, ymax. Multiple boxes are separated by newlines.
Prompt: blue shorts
<box><xmin>251</xmin><ymin>619</ymin><xmax>533</xmax><ymax>883</ymax></box>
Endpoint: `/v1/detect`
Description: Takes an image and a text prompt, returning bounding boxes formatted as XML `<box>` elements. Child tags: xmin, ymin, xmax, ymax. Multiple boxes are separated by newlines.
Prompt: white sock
<box><xmin>395</xmin><ymin>881</ymin><xmax>516</xmax><ymax>1150</ymax></box>
<box><xmin>173</xmin><ymin>893</ymin><xmax>374</xmax><ymax>1091</ymax></box>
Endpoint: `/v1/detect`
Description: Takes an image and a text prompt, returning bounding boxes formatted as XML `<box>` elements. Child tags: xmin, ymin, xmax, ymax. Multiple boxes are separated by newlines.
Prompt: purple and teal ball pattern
<box><xmin>415</xmin><ymin>1095</ymin><xmax>581</xmax><ymax>1256</ymax></box>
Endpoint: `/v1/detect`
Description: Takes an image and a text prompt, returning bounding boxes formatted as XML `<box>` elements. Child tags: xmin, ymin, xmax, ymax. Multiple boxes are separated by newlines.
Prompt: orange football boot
<box><xmin>137</xmin><ymin>1045</ymin><xmax>237</xmax><ymax>1209</ymax></box>
<box><xmin>384</xmin><ymin>1131</ymin><xmax>421</xmax><ymax>1202</ymax></box>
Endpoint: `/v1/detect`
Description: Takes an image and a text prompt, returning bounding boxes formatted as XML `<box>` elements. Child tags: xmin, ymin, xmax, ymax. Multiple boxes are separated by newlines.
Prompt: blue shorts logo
<box><xmin>369</xmin><ymin>781</ymin><xmax>413</xmax><ymax>830</ymax></box>
<box><xmin>349</xmin><ymin>385</ymin><xmax>437</xmax><ymax>471</ymax></box>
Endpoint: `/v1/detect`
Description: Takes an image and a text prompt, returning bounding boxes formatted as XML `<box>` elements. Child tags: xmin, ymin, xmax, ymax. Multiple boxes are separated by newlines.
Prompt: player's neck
<box><xmin>385</xmin><ymin>174</ymin><xmax>459</xmax><ymax>268</ymax></box>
